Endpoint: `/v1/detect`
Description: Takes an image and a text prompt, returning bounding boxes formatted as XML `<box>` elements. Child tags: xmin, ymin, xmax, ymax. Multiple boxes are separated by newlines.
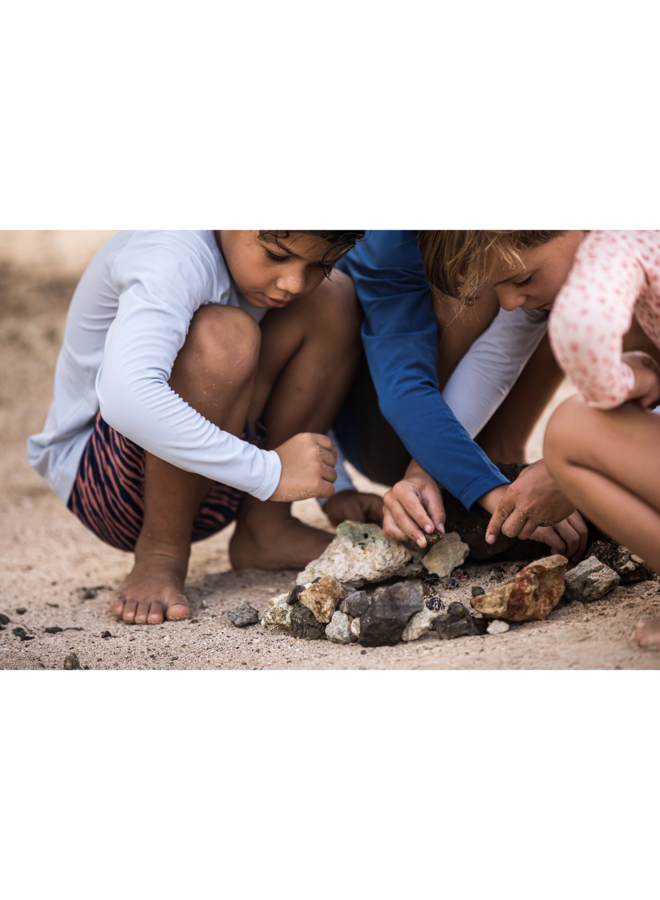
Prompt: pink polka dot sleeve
<box><xmin>548</xmin><ymin>233</ymin><xmax>647</xmax><ymax>409</ymax></box>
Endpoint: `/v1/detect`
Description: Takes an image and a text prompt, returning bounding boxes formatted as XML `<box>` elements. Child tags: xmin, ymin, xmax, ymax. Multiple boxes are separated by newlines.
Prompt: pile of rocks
<box><xmin>240</xmin><ymin>522</ymin><xmax>655</xmax><ymax>648</ymax></box>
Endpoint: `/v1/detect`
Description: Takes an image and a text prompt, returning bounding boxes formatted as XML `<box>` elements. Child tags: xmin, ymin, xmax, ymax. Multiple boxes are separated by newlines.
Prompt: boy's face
<box><xmin>216</xmin><ymin>231</ymin><xmax>336</xmax><ymax>310</ymax></box>
<box><xmin>480</xmin><ymin>230</ymin><xmax>586</xmax><ymax>313</ymax></box>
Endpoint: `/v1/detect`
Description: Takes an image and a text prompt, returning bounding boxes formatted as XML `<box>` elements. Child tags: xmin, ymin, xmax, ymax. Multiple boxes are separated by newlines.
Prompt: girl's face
<box><xmin>480</xmin><ymin>230</ymin><xmax>586</xmax><ymax>313</ymax></box>
<box><xmin>216</xmin><ymin>231</ymin><xmax>334</xmax><ymax>310</ymax></box>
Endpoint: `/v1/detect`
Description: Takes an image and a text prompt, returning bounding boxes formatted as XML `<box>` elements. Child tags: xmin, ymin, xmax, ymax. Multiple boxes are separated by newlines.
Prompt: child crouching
<box><xmin>28</xmin><ymin>230</ymin><xmax>381</xmax><ymax>625</ymax></box>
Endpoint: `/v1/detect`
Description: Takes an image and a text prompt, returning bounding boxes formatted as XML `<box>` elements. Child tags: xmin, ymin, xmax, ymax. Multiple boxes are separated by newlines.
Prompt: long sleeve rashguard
<box><xmin>337</xmin><ymin>231</ymin><xmax>548</xmax><ymax>510</ymax></box>
<box><xmin>549</xmin><ymin>231</ymin><xmax>660</xmax><ymax>409</ymax></box>
<box><xmin>27</xmin><ymin>231</ymin><xmax>282</xmax><ymax>503</ymax></box>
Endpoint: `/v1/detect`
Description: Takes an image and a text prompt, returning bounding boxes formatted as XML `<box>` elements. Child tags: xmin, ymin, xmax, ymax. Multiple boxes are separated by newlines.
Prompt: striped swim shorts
<box><xmin>67</xmin><ymin>411</ymin><xmax>263</xmax><ymax>552</ymax></box>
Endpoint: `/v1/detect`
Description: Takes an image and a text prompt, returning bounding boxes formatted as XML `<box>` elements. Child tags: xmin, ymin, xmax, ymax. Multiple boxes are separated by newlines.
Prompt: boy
<box><xmin>28</xmin><ymin>230</ymin><xmax>381</xmax><ymax>626</ymax></box>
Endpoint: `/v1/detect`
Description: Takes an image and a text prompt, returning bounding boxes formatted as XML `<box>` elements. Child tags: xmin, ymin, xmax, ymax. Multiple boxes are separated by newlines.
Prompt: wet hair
<box><xmin>417</xmin><ymin>230</ymin><xmax>567</xmax><ymax>305</ymax></box>
<box><xmin>258</xmin><ymin>230</ymin><xmax>365</xmax><ymax>277</ymax></box>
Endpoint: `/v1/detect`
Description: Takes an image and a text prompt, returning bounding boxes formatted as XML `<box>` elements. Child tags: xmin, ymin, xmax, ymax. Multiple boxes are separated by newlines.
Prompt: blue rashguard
<box><xmin>337</xmin><ymin>230</ymin><xmax>509</xmax><ymax>511</ymax></box>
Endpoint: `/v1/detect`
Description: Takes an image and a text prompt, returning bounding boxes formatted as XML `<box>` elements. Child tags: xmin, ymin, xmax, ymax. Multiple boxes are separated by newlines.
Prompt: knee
<box><xmin>186</xmin><ymin>305</ymin><xmax>260</xmax><ymax>381</ymax></box>
<box><xmin>543</xmin><ymin>395</ymin><xmax>588</xmax><ymax>475</ymax></box>
<box><xmin>308</xmin><ymin>271</ymin><xmax>362</xmax><ymax>344</ymax></box>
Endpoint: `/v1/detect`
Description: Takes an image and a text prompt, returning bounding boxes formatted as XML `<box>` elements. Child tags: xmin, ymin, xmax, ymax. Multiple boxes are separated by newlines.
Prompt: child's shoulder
<box><xmin>110</xmin><ymin>230</ymin><xmax>229</xmax><ymax>296</ymax></box>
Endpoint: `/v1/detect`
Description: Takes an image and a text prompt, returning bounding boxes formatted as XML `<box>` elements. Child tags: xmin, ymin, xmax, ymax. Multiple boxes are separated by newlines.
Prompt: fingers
<box><xmin>530</xmin><ymin>525</ymin><xmax>567</xmax><ymax>556</ymax></box>
<box><xmin>314</xmin><ymin>433</ymin><xmax>337</xmax><ymax>463</ymax></box>
<box><xmin>320</xmin><ymin>464</ymin><xmax>337</xmax><ymax>484</ymax></box>
<box><xmin>551</xmin><ymin>519</ymin><xmax>581</xmax><ymax>560</ymax></box>
<box><xmin>385</xmin><ymin>490</ymin><xmax>433</xmax><ymax>547</ymax></box>
<box><xmin>419</xmin><ymin>481</ymin><xmax>446</xmax><ymax>533</ymax></box>
<box><xmin>486</xmin><ymin>492</ymin><xmax>517</xmax><ymax>543</ymax></box>
<box><xmin>566</xmin><ymin>511</ymin><xmax>589</xmax><ymax>560</ymax></box>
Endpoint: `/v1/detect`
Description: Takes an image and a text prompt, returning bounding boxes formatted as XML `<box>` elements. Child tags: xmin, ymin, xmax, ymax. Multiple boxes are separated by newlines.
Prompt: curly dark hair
<box><xmin>258</xmin><ymin>230</ymin><xmax>365</xmax><ymax>277</ymax></box>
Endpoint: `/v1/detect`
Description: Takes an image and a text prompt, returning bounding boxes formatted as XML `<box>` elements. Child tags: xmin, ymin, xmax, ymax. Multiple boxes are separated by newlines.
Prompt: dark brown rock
<box><xmin>0</xmin><ymin>613</ymin><xmax>10</xmax><ymax>625</ymax></box>
<box><xmin>434</xmin><ymin>613</ymin><xmax>488</xmax><ymax>640</ymax></box>
<box><xmin>588</xmin><ymin>540</ymin><xmax>655</xmax><ymax>584</ymax></box>
<box><xmin>289</xmin><ymin>604</ymin><xmax>326</xmax><ymax>640</ymax></box>
<box><xmin>226</xmin><ymin>603</ymin><xmax>260</xmax><ymax>627</ymax></box>
<box><xmin>63</xmin><ymin>653</ymin><xmax>82</xmax><ymax>670</ymax></box>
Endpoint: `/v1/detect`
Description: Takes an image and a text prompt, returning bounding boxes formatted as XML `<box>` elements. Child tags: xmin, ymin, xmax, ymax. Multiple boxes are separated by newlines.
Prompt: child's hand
<box><xmin>324</xmin><ymin>490</ymin><xmax>384</xmax><ymax>527</ymax></box>
<box><xmin>271</xmin><ymin>433</ymin><xmax>337</xmax><ymax>502</ymax></box>
<box><xmin>382</xmin><ymin>459</ymin><xmax>446</xmax><ymax>548</ymax></box>
<box><xmin>623</xmin><ymin>351</ymin><xmax>660</xmax><ymax>408</ymax></box>
<box><xmin>482</xmin><ymin>459</ymin><xmax>576</xmax><ymax>544</ymax></box>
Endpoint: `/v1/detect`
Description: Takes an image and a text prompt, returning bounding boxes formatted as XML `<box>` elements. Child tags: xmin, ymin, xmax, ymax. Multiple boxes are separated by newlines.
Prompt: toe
<box><xmin>147</xmin><ymin>602</ymin><xmax>165</xmax><ymax>625</ymax></box>
<box><xmin>122</xmin><ymin>599</ymin><xmax>137</xmax><ymax>623</ymax></box>
<box><xmin>134</xmin><ymin>600</ymin><xmax>152</xmax><ymax>625</ymax></box>
<box><xmin>110</xmin><ymin>594</ymin><xmax>126</xmax><ymax>617</ymax></box>
<box><xmin>166</xmin><ymin>601</ymin><xmax>191</xmax><ymax>622</ymax></box>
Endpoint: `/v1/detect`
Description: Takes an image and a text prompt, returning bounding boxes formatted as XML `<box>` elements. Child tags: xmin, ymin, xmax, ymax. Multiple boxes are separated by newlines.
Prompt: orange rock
<box><xmin>298</xmin><ymin>575</ymin><xmax>345</xmax><ymax>624</ymax></box>
<box><xmin>471</xmin><ymin>555</ymin><xmax>568</xmax><ymax>622</ymax></box>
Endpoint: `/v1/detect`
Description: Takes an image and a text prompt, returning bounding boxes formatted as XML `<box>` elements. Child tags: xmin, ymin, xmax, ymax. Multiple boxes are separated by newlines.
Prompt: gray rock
<box><xmin>289</xmin><ymin>604</ymin><xmax>326</xmax><ymax>640</ymax></box>
<box><xmin>339</xmin><ymin>590</ymin><xmax>369</xmax><ymax>618</ymax></box>
<box><xmin>471</xmin><ymin>586</ymin><xmax>486</xmax><ymax>597</ymax></box>
<box><xmin>226</xmin><ymin>603</ymin><xmax>260</xmax><ymax>628</ymax></box>
<box><xmin>434</xmin><ymin>613</ymin><xmax>487</xmax><ymax>640</ymax></box>
<box><xmin>422</xmin><ymin>532</ymin><xmax>470</xmax><ymax>577</ymax></box>
<box><xmin>325</xmin><ymin>610</ymin><xmax>353</xmax><ymax>644</ymax></box>
<box><xmin>296</xmin><ymin>521</ymin><xmax>425</xmax><ymax>588</ymax></box>
<box><xmin>402</xmin><ymin>607</ymin><xmax>439</xmax><ymax>641</ymax></box>
<box><xmin>564</xmin><ymin>556</ymin><xmax>621</xmax><ymax>603</ymax></box>
<box><xmin>487</xmin><ymin>620</ymin><xmax>510</xmax><ymax>635</ymax></box>
<box><xmin>359</xmin><ymin>582</ymin><xmax>424</xmax><ymax>647</ymax></box>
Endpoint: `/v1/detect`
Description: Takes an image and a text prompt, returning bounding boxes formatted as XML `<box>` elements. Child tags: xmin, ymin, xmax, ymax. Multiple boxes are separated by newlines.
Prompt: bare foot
<box><xmin>633</xmin><ymin>615</ymin><xmax>660</xmax><ymax>650</ymax></box>
<box><xmin>230</xmin><ymin>506</ymin><xmax>332</xmax><ymax>570</ymax></box>
<box><xmin>110</xmin><ymin>544</ymin><xmax>191</xmax><ymax>625</ymax></box>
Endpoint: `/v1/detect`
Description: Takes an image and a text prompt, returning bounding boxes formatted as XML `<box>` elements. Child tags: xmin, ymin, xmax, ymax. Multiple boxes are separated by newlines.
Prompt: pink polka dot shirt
<box><xmin>548</xmin><ymin>231</ymin><xmax>660</xmax><ymax>408</ymax></box>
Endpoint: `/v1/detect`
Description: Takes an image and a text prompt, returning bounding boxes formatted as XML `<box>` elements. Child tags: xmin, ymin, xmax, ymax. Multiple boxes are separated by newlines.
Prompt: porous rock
<box><xmin>298</xmin><ymin>576</ymin><xmax>344</xmax><ymax>624</ymax></box>
<box><xmin>325</xmin><ymin>610</ymin><xmax>354</xmax><ymax>644</ymax></box>
<box><xmin>471</xmin><ymin>554</ymin><xmax>567</xmax><ymax>622</ymax></box>
<box><xmin>340</xmin><ymin>590</ymin><xmax>369</xmax><ymax>618</ymax></box>
<box><xmin>422</xmin><ymin>532</ymin><xmax>470</xmax><ymax>577</ymax></box>
<box><xmin>261</xmin><ymin>592</ymin><xmax>293</xmax><ymax>629</ymax></box>
<box><xmin>563</xmin><ymin>556</ymin><xmax>620</xmax><ymax>603</ymax></box>
<box><xmin>296</xmin><ymin>521</ymin><xmax>424</xmax><ymax>588</ymax></box>
<box><xmin>588</xmin><ymin>540</ymin><xmax>655</xmax><ymax>584</ymax></box>
<box><xmin>434</xmin><ymin>613</ymin><xmax>487</xmax><ymax>640</ymax></box>
<box><xmin>289</xmin><ymin>604</ymin><xmax>326</xmax><ymax>640</ymax></box>
<box><xmin>487</xmin><ymin>620</ymin><xmax>510</xmax><ymax>635</ymax></box>
<box><xmin>226</xmin><ymin>603</ymin><xmax>260</xmax><ymax>628</ymax></box>
<box><xmin>402</xmin><ymin>607</ymin><xmax>439</xmax><ymax>642</ymax></box>
<box><xmin>359</xmin><ymin>582</ymin><xmax>424</xmax><ymax>647</ymax></box>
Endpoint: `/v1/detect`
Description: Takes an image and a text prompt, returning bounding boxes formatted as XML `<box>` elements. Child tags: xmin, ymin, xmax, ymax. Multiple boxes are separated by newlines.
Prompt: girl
<box><xmin>28</xmin><ymin>230</ymin><xmax>383</xmax><ymax>626</ymax></box>
<box><xmin>418</xmin><ymin>230</ymin><xmax>660</xmax><ymax>649</ymax></box>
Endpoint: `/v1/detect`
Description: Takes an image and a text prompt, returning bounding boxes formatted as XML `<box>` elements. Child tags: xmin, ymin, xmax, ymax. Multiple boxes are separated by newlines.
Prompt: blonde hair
<box><xmin>417</xmin><ymin>231</ymin><xmax>566</xmax><ymax>305</ymax></box>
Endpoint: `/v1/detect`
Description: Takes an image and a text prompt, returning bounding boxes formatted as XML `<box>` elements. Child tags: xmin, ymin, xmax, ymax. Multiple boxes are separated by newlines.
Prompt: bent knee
<box><xmin>544</xmin><ymin>395</ymin><xmax>592</xmax><ymax>471</ymax></box>
<box><xmin>186</xmin><ymin>305</ymin><xmax>260</xmax><ymax>379</ymax></box>
<box><xmin>308</xmin><ymin>271</ymin><xmax>362</xmax><ymax>339</ymax></box>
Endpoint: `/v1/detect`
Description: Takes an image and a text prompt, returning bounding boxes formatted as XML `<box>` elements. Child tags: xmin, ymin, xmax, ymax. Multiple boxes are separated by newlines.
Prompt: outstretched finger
<box><xmin>394</xmin><ymin>486</ymin><xmax>436</xmax><ymax>539</ymax></box>
<box><xmin>486</xmin><ymin>495</ymin><xmax>516</xmax><ymax>544</ymax></box>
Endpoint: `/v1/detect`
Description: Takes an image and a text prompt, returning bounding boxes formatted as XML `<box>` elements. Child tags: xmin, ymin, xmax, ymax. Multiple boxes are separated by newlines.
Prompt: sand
<box><xmin>1</xmin><ymin>230</ymin><xmax>659</xmax><ymax>671</ymax></box>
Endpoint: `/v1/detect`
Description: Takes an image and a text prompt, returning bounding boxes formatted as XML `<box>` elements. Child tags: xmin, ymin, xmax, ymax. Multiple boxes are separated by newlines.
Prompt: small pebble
<box><xmin>16</xmin><ymin>608</ymin><xmax>26</xmax><ymax>615</ymax></box>
<box><xmin>471</xmin><ymin>586</ymin><xmax>486</xmax><ymax>597</ymax></box>
<box><xmin>200</xmin><ymin>599</ymin><xmax>208</xmax><ymax>609</ymax></box>
<box><xmin>101</xmin><ymin>631</ymin><xmax>113</xmax><ymax>639</ymax></box>
<box><xmin>44</xmin><ymin>626</ymin><xmax>63</xmax><ymax>634</ymax></box>
<box><xmin>487</xmin><ymin>620</ymin><xmax>510</xmax><ymax>635</ymax></box>
<box><xmin>164</xmin><ymin>635</ymin><xmax>170</xmax><ymax>643</ymax></box>
<box><xmin>63</xmin><ymin>653</ymin><xmax>82</xmax><ymax>670</ymax></box>
<box><xmin>0</xmin><ymin>613</ymin><xmax>11</xmax><ymax>625</ymax></box>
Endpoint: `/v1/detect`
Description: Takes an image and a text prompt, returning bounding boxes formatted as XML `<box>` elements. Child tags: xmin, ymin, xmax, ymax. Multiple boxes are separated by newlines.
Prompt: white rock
<box><xmin>351</xmin><ymin>617</ymin><xmax>360</xmax><ymax>640</ymax></box>
<box><xmin>297</xmin><ymin>521</ymin><xmax>424</xmax><ymax>587</ymax></box>
<box><xmin>402</xmin><ymin>607</ymin><xmax>439</xmax><ymax>641</ymax></box>
<box><xmin>325</xmin><ymin>610</ymin><xmax>353</xmax><ymax>644</ymax></box>
<box><xmin>421</xmin><ymin>532</ymin><xmax>470</xmax><ymax>577</ymax></box>
<box><xmin>486</xmin><ymin>620</ymin><xmax>510</xmax><ymax>635</ymax></box>
<box><xmin>261</xmin><ymin>593</ymin><xmax>292</xmax><ymax>628</ymax></box>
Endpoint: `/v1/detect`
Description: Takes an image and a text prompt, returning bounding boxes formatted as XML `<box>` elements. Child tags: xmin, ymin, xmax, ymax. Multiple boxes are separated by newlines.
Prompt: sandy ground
<box><xmin>1</xmin><ymin>231</ymin><xmax>659</xmax><ymax>671</ymax></box>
